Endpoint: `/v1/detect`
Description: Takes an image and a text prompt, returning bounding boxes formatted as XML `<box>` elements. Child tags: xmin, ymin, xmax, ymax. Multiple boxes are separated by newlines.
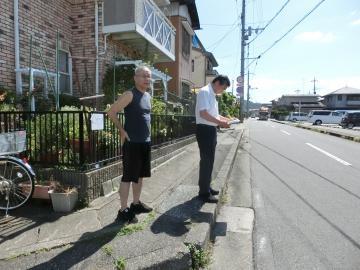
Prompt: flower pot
<box><xmin>32</xmin><ymin>184</ymin><xmax>51</xmax><ymax>199</ymax></box>
<box><xmin>49</xmin><ymin>189</ymin><xmax>78</xmax><ymax>212</ymax></box>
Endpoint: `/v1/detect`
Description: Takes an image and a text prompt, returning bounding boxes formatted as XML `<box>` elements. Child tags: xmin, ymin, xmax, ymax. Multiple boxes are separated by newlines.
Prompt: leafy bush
<box><xmin>218</xmin><ymin>92</ymin><xmax>239</xmax><ymax>117</ymax></box>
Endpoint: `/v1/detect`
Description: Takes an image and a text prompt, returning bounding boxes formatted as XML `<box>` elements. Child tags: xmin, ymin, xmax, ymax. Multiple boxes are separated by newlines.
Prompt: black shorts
<box><xmin>122</xmin><ymin>141</ymin><xmax>151</xmax><ymax>183</ymax></box>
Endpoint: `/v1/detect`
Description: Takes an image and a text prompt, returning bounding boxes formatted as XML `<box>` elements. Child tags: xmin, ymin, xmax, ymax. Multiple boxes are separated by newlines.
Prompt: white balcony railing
<box><xmin>103</xmin><ymin>0</ymin><xmax>175</xmax><ymax>62</ymax></box>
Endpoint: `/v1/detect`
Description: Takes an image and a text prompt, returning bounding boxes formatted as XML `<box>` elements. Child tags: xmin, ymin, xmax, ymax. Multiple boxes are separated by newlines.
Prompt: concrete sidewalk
<box><xmin>271</xmin><ymin>119</ymin><xmax>360</xmax><ymax>142</ymax></box>
<box><xmin>0</xmin><ymin>125</ymin><xmax>244</xmax><ymax>269</ymax></box>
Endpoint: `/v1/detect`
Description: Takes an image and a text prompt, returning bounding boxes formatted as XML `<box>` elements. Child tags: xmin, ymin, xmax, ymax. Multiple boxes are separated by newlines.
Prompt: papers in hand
<box><xmin>228</xmin><ymin>119</ymin><xmax>240</xmax><ymax>125</ymax></box>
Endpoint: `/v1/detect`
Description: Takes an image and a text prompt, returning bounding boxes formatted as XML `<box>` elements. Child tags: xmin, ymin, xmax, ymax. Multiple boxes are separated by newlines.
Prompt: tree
<box><xmin>218</xmin><ymin>92</ymin><xmax>239</xmax><ymax>117</ymax></box>
<box><xmin>103</xmin><ymin>65</ymin><xmax>136</xmax><ymax>105</ymax></box>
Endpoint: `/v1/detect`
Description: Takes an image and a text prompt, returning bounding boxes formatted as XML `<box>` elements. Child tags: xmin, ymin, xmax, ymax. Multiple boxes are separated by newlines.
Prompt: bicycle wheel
<box><xmin>0</xmin><ymin>156</ymin><xmax>34</xmax><ymax>211</ymax></box>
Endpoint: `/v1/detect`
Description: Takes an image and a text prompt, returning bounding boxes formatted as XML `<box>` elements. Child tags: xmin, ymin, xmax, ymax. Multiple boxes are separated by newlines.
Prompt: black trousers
<box><xmin>196</xmin><ymin>124</ymin><xmax>217</xmax><ymax>196</ymax></box>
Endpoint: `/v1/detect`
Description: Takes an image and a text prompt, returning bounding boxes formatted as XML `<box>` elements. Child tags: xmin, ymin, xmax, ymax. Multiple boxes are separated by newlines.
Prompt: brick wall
<box><xmin>0</xmin><ymin>0</ymin><xmax>141</xmax><ymax>98</ymax></box>
<box><xmin>0</xmin><ymin>0</ymin><xmax>18</xmax><ymax>89</ymax></box>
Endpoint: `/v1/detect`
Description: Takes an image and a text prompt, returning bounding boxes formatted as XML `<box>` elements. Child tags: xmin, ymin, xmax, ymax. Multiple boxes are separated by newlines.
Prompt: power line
<box><xmin>207</xmin><ymin>17</ymin><xmax>240</xmax><ymax>51</ymax></box>
<box><xmin>260</xmin><ymin>0</ymin><xmax>327</xmax><ymax>57</ymax></box>
<box><xmin>201</xmin><ymin>23</ymin><xmax>238</xmax><ymax>27</ymax></box>
<box><xmin>247</xmin><ymin>0</ymin><xmax>327</xmax><ymax>69</ymax></box>
<box><xmin>247</xmin><ymin>0</ymin><xmax>291</xmax><ymax>45</ymax></box>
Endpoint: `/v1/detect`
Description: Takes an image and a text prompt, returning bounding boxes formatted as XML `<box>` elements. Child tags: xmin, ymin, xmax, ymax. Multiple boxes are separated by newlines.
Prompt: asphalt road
<box><xmin>248</xmin><ymin>118</ymin><xmax>360</xmax><ymax>270</ymax></box>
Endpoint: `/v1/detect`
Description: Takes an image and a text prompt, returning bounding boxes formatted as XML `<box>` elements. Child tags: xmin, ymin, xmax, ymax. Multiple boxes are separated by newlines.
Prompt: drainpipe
<box><xmin>99</xmin><ymin>1</ymin><xmax>108</xmax><ymax>56</ymax></box>
<box><xmin>95</xmin><ymin>0</ymin><xmax>99</xmax><ymax>95</ymax></box>
<box><xmin>14</xmin><ymin>0</ymin><xmax>22</xmax><ymax>95</ymax></box>
<box><xmin>99</xmin><ymin>34</ymin><xmax>109</xmax><ymax>55</ymax></box>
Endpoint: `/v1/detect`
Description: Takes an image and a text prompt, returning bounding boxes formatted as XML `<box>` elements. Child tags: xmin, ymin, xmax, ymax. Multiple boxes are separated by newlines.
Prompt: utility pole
<box><xmin>311</xmin><ymin>77</ymin><xmax>318</xmax><ymax>95</ymax></box>
<box><xmin>240</xmin><ymin>0</ymin><xmax>246</xmax><ymax>122</ymax></box>
<box><xmin>232</xmin><ymin>79</ymin><xmax>234</xmax><ymax>96</ymax></box>
<box><xmin>246</xmin><ymin>44</ymin><xmax>250</xmax><ymax>117</ymax></box>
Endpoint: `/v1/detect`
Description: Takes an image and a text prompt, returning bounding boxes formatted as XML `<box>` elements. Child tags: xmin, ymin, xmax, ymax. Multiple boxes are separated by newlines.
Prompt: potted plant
<box><xmin>28</xmin><ymin>175</ymin><xmax>55</xmax><ymax>200</ymax></box>
<box><xmin>48</xmin><ymin>181</ymin><xmax>78</xmax><ymax>212</ymax></box>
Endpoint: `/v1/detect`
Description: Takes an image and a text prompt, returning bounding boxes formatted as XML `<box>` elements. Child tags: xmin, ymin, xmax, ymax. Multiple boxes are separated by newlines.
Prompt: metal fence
<box><xmin>0</xmin><ymin>111</ymin><xmax>196</xmax><ymax>170</ymax></box>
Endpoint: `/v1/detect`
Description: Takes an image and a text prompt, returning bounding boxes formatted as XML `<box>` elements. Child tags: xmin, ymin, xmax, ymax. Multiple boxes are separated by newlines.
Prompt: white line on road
<box><xmin>270</xmin><ymin>125</ymin><xmax>275</xmax><ymax>128</ymax></box>
<box><xmin>281</xmin><ymin>130</ymin><xmax>291</xmax><ymax>135</ymax></box>
<box><xmin>306</xmin><ymin>143</ymin><xmax>352</xmax><ymax>166</ymax></box>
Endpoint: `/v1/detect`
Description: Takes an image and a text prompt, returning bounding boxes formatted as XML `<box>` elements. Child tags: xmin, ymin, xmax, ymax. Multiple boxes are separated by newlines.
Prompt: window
<box><xmin>59</xmin><ymin>50</ymin><xmax>71</xmax><ymax>94</ymax></box>
<box><xmin>313</xmin><ymin>111</ymin><xmax>331</xmax><ymax>115</ymax></box>
<box><xmin>207</xmin><ymin>60</ymin><xmax>212</xmax><ymax>71</ymax></box>
<box><xmin>182</xmin><ymin>27</ymin><xmax>190</xmax><ymax>59</ymax></box>
<box><xmin>348</xmin><ymin>95</ymin><xmax>360</xmax><ymax>101</ymax></box>
<box><xmin>182</xmin><ymin>82</ymin><xmax>191</xmax><ymax>99</ymax></box>
<box><xmin>332</xmin><ymin>112</ymin><xmax>340</xmax><ymax>116</ymax></box>
<box><xmin>337</xmin><ymin>95</ymin><xmax>342</xmax><ymax>101</ymax></box>
<box><xmin>191</xmin><ymin>59</ymin><xmax>194</xmax><ymax>72</ymax></box>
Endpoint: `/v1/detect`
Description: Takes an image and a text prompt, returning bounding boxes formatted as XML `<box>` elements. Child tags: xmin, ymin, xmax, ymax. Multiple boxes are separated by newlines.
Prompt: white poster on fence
<box><xmin>91</xmin><ymin>113</ymin><xmax>104</xmax><ymax>130</ymax></box>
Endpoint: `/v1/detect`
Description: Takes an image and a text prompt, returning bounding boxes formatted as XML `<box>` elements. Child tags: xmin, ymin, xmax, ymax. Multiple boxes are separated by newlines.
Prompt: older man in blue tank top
<box><xmin>107</xmin><ymin>66</ymin><xmax>153</xmax><ymax>223</ymax></box>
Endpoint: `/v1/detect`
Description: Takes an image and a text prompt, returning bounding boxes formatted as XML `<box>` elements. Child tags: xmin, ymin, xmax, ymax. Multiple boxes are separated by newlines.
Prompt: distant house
<box><xmin>272</xmin><ymin>94</ymin><xmax>325</xmax><ymax>113</ymax></box>
<box><xmin>155</xmin><ymin>0</ymin><xmax>200</xmax><ymax>101</ymax></box>
<box><xmin>322</xmin><ymin>87</ymin><xmax>360</xmax><ymax>110</ymax></box>
<box><xmin>191</xmin><ymin>34</ymin><xmax>218</xmax><ymax>90</ymax></box>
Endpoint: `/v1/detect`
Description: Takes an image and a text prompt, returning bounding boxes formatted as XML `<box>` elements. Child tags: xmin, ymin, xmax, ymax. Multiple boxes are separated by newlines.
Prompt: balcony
<box><xmin>103</xmin><ymin>0</ymin><xmax>175</xmax><ymax>62</ymax></box>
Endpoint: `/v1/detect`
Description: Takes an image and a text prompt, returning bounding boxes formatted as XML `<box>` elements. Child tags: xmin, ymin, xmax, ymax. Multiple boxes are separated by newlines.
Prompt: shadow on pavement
<box><xmin>0</xmin><ymin>199</ymin><xmax>62</xmax><ymax>245</ymax></box>
<box><xmin>150</xmin><ymin>196</ymin><xmax>212</xmax><ymax>237</ymax></box>
<box><xmin>27</xmin><ymin>220</ymin><xmax>124</xmax><ymax>270</ymax></box>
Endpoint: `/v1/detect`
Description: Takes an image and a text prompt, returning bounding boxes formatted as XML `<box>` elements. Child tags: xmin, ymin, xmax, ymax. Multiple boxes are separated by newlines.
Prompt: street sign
<box><xmin>236</xmin><ymin>76</ymin><xmax>243</xmax><ymax>84</ymax></box>
<box><xmin>236</xmin><ymin>86</ymin><xmax>243</xmax><ymax>96</ymax></box>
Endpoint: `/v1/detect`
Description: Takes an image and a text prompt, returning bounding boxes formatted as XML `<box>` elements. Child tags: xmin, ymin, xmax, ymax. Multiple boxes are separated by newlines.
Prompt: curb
<box><xmin>270</xmin><ymin>119</ymin><xmax>360</xmax><ymax>143</ymax></box>
<box><xmin>180</xmin><ymin>127</ymin><xmax>245</xmax><ymax>267</ymax></box>
<box><xmin>209</xmin><ymin>126</ymin><xmax>255</xmax><ymax>270</ymax></box>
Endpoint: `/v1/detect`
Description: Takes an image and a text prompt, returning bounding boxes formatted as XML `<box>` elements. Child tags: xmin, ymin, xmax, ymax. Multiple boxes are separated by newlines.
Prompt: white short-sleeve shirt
<box><xmin>195</xmin><ymin>83</ymin><xmax>219</xmax><ymax>126</ymax></box>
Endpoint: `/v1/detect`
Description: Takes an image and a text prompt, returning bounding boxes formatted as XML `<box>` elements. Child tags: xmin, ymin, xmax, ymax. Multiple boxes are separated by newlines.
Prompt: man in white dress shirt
<box><xmin>195</xmin><ymin>75</ymin><xmax>231</xmax><ymax>203</ymax></box>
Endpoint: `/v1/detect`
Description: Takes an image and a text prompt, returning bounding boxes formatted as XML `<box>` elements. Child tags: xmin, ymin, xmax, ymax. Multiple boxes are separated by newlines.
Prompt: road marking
<box><xmin>281</xmin><ymin>130</ymin><xmax>291</xmax><ymax>135</ymax></box>
<box><xmin>270</xmin><ymin>125</ymin><xmax>275</xmax><ymax>128</ymax></box>
<box><xmin>306</xmin><ymin>143</ymin><xmax>352</xmax><ymax>166</ymax></box>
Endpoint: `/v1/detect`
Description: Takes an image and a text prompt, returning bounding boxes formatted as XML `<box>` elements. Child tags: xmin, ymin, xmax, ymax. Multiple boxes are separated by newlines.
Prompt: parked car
<box><xmin>286</xmin><ymin>112</ymin><xmax>308</xmax><ymax>121</ymax></box>
<box><xmin>308</xmin><ymin>110</ymin><xmax>343</xmax><ymax>125</ymax></box>
<box><xmin>335</xmin><ymin>110</ymin><xmax>349</xmax><ymax>116</ymax></box>
<box><xmin>340</xmin><ymin>111</ymin><xmax>360</xmax><ymax>129</ymax></box>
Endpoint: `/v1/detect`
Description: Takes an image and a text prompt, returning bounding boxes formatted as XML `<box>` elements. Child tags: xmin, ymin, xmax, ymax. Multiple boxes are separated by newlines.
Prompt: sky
<box><xmin>195</xmin><ymin>0</ymin><xmax>360</xmax><ymax>103</ymax></box>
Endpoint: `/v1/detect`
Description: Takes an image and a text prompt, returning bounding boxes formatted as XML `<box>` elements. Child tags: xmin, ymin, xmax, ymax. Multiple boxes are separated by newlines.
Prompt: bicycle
<box><xmin>0</xmin><ymin>131</ymin><xmax>35</xmax><ymax>217</ymax></box>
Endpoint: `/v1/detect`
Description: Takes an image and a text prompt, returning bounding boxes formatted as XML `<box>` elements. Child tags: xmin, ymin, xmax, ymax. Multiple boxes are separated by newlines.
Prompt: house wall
<box><xmin>155</xmin><ymin>3</ymin><xmax>194</xmax><ymax>99</ymax></box>
<box><xmin>191</xmin><ymin>48</ymin><xmax>206</xmax><ymax>88</ymax></box>
<box><xmin>324</xmin><ymin>94</ymin><xmax>360</xmax><ymax>109</ymax></box>
<box><xmin>0</xmin><ymin>0</ymin><xmax>73</xmax><ymax>90</ymax></box>
<box><xmin>0</xmin><ymin>0</ymin><xmax>140</xmax><ymax>98</ymax></box>
<box><xmin>278</xmin><ymin>96</ymin><xmax>322</xmax><ymax>106</ymax></box>
<box><xmin>205</xmin><ymin>74</ymin><xmax>216</xmax><ymax>85</ymax></box>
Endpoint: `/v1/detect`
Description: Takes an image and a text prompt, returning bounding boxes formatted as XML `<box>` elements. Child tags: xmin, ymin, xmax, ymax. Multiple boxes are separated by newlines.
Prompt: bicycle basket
<box><xmin>0</xmin><ymin>131</ymin><xmax>27</xmax><ymax>155</ymax></box>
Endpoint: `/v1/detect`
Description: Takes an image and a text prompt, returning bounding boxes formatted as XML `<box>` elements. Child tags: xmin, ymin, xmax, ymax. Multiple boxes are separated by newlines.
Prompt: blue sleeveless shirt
<box><xmin>124</xmin><ymin>88</ymin><xmax>151</xmax><ymax>143</ymax></box>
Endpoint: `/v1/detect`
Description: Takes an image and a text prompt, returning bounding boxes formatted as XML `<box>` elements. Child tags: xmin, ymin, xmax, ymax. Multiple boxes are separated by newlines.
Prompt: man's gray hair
<box><xmin>135</xmin><ymin>65</ymin><xmax>151</xmax><ymax>75</ymax></box>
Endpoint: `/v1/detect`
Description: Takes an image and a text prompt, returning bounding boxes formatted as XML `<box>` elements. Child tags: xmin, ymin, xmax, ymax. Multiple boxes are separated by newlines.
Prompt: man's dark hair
<box><xmin>212</xmin><ymin>75</ymin><xmax>230</xmax><ymax>87</ymax></box>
